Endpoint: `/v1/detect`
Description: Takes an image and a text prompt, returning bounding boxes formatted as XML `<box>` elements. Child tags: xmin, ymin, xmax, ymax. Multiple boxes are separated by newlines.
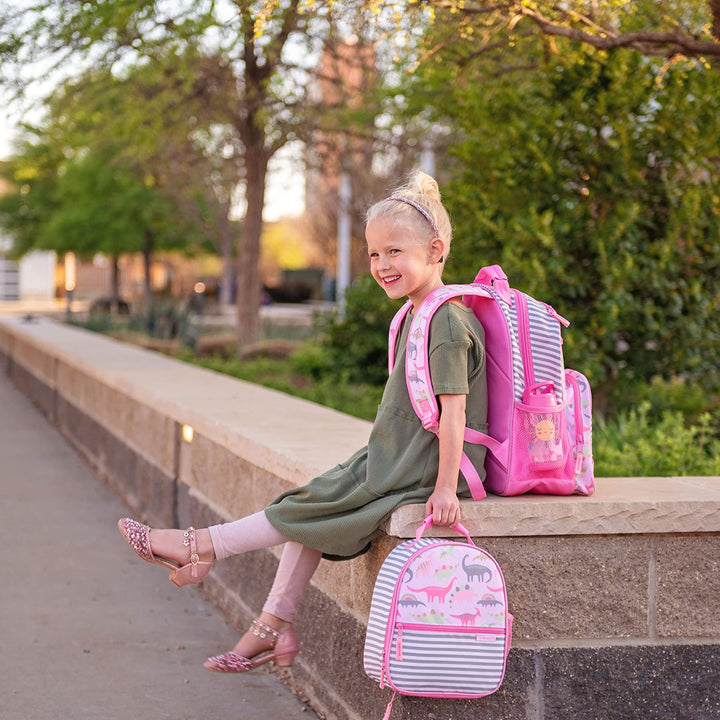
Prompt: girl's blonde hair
<box><xmin>366</xmin><ymin>170</ymin><xmax>452</xmax><ymax>260</ymax></box>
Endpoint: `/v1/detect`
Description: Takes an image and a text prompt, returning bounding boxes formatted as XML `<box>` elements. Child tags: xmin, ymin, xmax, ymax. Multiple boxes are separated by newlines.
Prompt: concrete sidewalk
<box><xmin>0</xmin><ymin>371</ymin><xmax>317</xmax><ymax>720</ymax></box>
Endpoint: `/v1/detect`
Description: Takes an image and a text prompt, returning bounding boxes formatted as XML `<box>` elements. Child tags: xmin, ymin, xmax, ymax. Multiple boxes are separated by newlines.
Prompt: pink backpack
<box><xmin>389</xmin><ymin>264</ymin><xmax>594</xmax><ymax>498</ymax></box>
<box><xmin>363</xmin><ymin>516</ymin><xmax>512</xmax><ymax>719</ymax></box>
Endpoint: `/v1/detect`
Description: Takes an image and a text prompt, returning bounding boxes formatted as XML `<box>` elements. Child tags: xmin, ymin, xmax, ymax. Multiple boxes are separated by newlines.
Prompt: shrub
<box><xmin>315</xmin><ymin>276</ymin><xmax>401</xmax><ymax>386</ymax></box>
<box><xmin>594</xmin><ymin>403</ymin><xmax>720</xmax><ymax>477</ymax></box>
<box><xmin>602</xmin><ymin>375</ymin><xmax>719</xmax><ymax>425</ymax></box>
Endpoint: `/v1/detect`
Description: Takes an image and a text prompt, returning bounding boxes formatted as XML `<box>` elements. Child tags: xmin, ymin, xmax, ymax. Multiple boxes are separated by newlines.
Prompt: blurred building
<box><xmin>305</xmin><ymin>40</ymin><xmax>377</xmax><ymax>284</ymax></box>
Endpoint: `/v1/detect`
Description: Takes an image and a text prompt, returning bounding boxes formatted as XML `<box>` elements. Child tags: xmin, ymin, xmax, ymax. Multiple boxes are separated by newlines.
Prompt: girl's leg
<box><xmin>263</xmin><ymin>541</ymin><xmax>322</xmax><ymax>622</ymax></box>
<box><xmin>146</xmin><ymin>510</ymin><xmax>288</xmax><ymax>565</ymax></box>
<box><xmin>208</xmin><ymin>510</ymin><xmax>289</xmax><ymax>560</ymax></box>
<box><xmin>208</xmin><ymin>542</ymin><xmax>321</xmax><ymax>665</ymax></box>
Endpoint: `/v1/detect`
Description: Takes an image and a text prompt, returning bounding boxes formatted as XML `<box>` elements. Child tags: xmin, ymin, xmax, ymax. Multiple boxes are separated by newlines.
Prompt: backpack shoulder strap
<box><xmin>406</xmin><ymin>284</ymin><xmax>500</xmax><ymax>501</ymax></box>
<box><xmin>406</xmin><ymin>284</ymin><xmax>492</xmax><ymax>431</ymax></box>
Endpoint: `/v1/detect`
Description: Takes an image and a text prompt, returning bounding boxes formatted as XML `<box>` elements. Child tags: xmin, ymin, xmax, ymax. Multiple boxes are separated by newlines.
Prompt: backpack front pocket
<box><xmin>385</xmin><ymin>623</ymin><xmax>508</xmax><ymax>697</ymax></box>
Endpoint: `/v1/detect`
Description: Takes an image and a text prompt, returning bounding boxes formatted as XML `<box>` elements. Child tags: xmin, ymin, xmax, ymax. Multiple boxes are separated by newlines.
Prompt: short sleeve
<box><xmin>429</xmin><ymin>340</ymin><xmax>471</xmax><ymax>395</ymax></box>
<box><xmin>428</xmin><ymin>304</ymin><xmax>480</xmax><ymax>396</ymax></box>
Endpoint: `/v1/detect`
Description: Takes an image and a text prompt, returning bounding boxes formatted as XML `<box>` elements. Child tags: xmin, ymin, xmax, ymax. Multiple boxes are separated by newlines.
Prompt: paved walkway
<box><xmin>0</xmin><ymin>371</ymin><xmax>317</xmax><ymax>720</ymax></box>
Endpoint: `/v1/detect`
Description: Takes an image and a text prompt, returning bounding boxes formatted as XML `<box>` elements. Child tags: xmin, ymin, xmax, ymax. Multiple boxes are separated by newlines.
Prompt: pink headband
<box><xmin>386</xmin><ymin>195</ymin><xmax>440</xmax><ymax>238</ymax></box>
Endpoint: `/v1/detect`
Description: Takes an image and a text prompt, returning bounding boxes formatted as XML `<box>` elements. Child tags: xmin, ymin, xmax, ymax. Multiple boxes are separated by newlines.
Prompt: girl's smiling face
<box><xmin>366</xmin><ymin>216</ymin><xmax>445</xmax><ymax>309</ymax></box>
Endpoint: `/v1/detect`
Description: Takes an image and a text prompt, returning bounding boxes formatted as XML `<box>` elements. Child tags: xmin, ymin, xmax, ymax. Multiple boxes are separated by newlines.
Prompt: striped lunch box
<box><xmin>363</xmin><ymin>519</ymin><xmax>512</xmax><ymax>718</ymax></box>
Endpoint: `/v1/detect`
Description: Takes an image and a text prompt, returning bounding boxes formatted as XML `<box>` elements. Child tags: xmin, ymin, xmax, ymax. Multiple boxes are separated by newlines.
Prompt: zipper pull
<box><xmin>545</xmin><ymin>303</ymin><xmax>570</xmax><ymax>327</ymax></box>
<box><xmin>395</xmin><ymin>625</ymin><xmax>404</xmax><ymax>662</ymax></box>
<box><xmin>574</xmin><ymin>451</ymin><xmax>584</xmax><ymax>477</ymax></box>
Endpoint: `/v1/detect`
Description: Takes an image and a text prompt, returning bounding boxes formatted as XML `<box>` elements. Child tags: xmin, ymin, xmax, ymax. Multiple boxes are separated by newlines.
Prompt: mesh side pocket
<box><xmin>512</xmin><ymin>402</ymin><xmax>571</xmax><ymax>476</ymax></box>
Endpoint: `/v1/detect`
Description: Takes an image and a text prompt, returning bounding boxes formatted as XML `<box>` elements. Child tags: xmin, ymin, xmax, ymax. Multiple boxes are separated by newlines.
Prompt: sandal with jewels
<box><xmin>118</xmin><ymin>517</ymin><xmax>213</xmax><ymax>588</ymax></box>
<box><xmin>204</xmin><ymin>618</ymin><xmax>300</xmax><ymax>673</ymax></box>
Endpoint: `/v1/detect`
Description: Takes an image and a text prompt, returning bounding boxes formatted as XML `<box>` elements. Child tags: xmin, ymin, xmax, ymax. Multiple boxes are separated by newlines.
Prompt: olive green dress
<box><xmin>265</xmin><ymin>302</ymin><xmax>488</xmax><ymax>558</ymax></box>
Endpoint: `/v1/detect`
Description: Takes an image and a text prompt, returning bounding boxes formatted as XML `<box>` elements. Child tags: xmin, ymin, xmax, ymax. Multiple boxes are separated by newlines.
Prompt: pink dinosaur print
<box><xmin>407</xmin><ymin>577</ymin><xmax>457</xmax><ymax>603</ymax></box>
<box><xmin>450</xmin><ymin>608</ymin><xmax>483</xmax><ymax>627</ymax></box>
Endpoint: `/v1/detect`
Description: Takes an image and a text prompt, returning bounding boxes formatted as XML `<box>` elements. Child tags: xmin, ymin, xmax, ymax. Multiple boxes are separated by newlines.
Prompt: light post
<box><xmin>64</xmin><ymin>252</ymin><xmax>76</xmax><ymax>317</ymax></box>
<box><xmin>336</xmin><ymin>164</ymin><xmax>352</xmax><ymax>315</ymax></box>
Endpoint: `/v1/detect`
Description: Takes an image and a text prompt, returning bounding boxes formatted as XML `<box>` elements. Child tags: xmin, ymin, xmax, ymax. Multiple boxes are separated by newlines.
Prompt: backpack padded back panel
<box><xmin>464</xmin><ymin>293</ymin><xmax>514</xmax><ymax>492</ymax></box>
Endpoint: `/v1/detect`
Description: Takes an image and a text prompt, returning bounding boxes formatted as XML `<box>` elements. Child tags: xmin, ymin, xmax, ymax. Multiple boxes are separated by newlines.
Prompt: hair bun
<box><xmin>409</xmin><ymin>170</ymin><xmax>441</xmax><ymax>201</ymax></box>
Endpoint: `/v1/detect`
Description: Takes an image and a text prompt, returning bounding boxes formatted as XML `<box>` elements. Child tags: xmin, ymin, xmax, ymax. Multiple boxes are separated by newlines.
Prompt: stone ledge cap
<box><xmin>386</xmin><ymin>475</ymin><xmax>720</xmax><ymax>538</ymax></box>
<box><xmin>0</xmin><ymin>317</ymin><xmax>371</xmax><ymax>479</ymax></box>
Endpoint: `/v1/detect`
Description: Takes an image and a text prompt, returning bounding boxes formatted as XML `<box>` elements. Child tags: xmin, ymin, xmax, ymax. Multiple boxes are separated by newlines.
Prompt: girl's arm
<box><xmin>425</xmin><ymin>392</ymin><xmax>466</xmax><ymax>527</ymax></box>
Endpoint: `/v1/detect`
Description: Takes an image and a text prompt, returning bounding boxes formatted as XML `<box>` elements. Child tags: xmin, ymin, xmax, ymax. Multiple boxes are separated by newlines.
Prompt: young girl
<box><xmin>119</xmin><ymin>170</ymin><xmax>488</xmax><ymax>674</ymax></box>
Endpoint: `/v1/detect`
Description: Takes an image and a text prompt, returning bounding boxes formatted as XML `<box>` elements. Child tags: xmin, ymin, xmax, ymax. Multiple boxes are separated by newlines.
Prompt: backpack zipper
<box><xmin>394</xmin><ymin>623</ymin><xmax>506</xmax><ymax>661</ymax></box>
<box><xmin>565</xmin><ymin>371</ymin><xmax>585</xmax><ymax>476</ymax></box>
<box><xmin>512</xmin><ymin>289</ymin><xmax>535</xmax><ymax>389</ymax></box>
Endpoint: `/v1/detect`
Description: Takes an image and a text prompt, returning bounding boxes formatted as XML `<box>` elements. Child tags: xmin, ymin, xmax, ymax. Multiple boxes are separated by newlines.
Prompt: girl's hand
<box><xmin>425</xmin><ymin>486</ymin><xmax>461</xmax><ymax>527</ymax></box>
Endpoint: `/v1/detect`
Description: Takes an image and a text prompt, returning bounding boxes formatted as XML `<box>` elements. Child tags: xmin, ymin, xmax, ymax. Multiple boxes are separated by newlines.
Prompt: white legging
<box><xmin>208</xmin><ymin>510</ymin><xmax>322</xmax><ymax>623</ymax></box>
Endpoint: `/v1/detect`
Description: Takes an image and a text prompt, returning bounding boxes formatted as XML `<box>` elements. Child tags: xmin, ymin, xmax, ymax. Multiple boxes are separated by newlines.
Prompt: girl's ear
<box><xmin>429</xmin><ymin>237</ymin><xmax>446</xmax><ymax>264</ymax></box>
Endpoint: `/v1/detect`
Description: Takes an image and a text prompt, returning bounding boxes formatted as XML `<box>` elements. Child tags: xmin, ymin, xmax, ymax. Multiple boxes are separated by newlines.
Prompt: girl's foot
<box><xmin>118</xmin><ymin>518</ymin><xmax>215</xmax><ymax>587</ymax></box>
<box><xmin>204</xmin><ymin>614</ymin><xmax>299</xmax><ymax>673</ymax></box>
<box><xmin>148</xmin><ymin>527</ymin><xmax>215</xmax><ymax>566</ymax></box>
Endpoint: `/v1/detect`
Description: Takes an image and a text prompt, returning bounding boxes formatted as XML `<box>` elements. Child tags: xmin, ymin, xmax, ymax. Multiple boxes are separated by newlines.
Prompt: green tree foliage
<box><xmin>0</xmin><ymin>48</ymin><xmax>238</xmax><ymax>304</ymax></box>
<box><xmin>43</xmin><ymin>151</ymin><xmax>177</xmax><ymax>257</ymax></box>
<box><xmin>402</xmin><ymin>33</ymin><xmax>720</xmax><ymax>404</ymax></box>
<box><xmin>0</xmin><ymin>136</ymin><xmax>63</xmax><ymax>258</ymax></box>
<box><xmin>309</xmin><ymin>2</ymin><xmax>720</xmax><ymax>415</ymax></box>
<box><xmin>594</xmin><ymin>404</ymin><xmax>720</xmax><ymax>476</ymax></box>
<box><xmin>0</xmin><ymin>135</ymin><xmax>201</xmax><ymax>301</ymax></box>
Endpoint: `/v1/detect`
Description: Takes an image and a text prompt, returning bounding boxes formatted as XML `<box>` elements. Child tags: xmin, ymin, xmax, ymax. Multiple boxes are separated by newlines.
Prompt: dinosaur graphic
<box><xmin>477</xmin><ymin>593</ymin><xmax>501</xmax><ymax>607</ymax></box>
<box><xmin>416</xmin><ymin>396</ymin><xmax>433</xmax><ymax>417</ymax></box>
<box><xmin>407</xmin><ymin>576</ymin><xmax>456</xmax><ymax>603</ymax></box>
<box><xmin>410</xmin><ymin>327</ymin><xmax>425</xmax><ymax>342</ymax></box>
<box><xmin>434</xmin><ymin>563</ymin><xmax>459</xmax><ymax>581</ymax></box>
<box><xmin>449</xmin><ymin>586</ymin><xmax>478</xmax><ymax>611</ymax></box>
<box><xmin>398</xmin><ymin>593</ymin><xmax>426</xmax><ymax>609</ymax></box>
<box><xmin>414</xmin><ymin>558</ymin><xmax>434</xmax><ymax>578</ymax></box>
<box><xmin>462</xmin><ymin>554</ymin><xmax>493</xmax><ymax>583</ymax></box>
<box><xmin>450</xmin><ymin>608</ymin><xmax>483</xmax><ymax>627</ymax></box>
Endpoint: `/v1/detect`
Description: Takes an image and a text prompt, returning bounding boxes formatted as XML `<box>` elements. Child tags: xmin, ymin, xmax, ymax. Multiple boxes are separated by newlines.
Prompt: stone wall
<box><xmin>1</xmin><ymin>315</ymin><xmax>719</xmax><ymax>720</ymax></box>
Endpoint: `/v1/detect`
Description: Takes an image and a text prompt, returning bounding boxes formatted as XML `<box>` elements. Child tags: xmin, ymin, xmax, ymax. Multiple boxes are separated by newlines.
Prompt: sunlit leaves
<box><xmin>411</xmin><ymin>38</ymin><xmax>720</xmax><ymax>397</ymax></box>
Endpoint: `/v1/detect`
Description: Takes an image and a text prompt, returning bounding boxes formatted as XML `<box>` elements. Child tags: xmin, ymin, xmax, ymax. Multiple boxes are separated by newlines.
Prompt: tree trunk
<box><xmin>231</xmin><ymin>1</ymin><xmax>301</xmax><ymax>349</ymax></box>
<box><xmin>111</xmin><ymin>254</ymin><xmax>121</xmax><ymax>312</ymax></box>
<box><xmin>712</xmin><ymin>0</ymin><xmax>720</xmax><ymax>41</ymax></box>
<box><xmin>236</xmin><ymin>146</ymin><xmax>268</xmax><ymax>348</ymax></box>
<box><xmin>143</xmin><ymin>230</ymin><xmax>153</xmax><ymax>312</ymax></box>
<box><xmin>218</xmin><ymin>208</ymin><xmax>235</xmax><ymax>307</ymax></box>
